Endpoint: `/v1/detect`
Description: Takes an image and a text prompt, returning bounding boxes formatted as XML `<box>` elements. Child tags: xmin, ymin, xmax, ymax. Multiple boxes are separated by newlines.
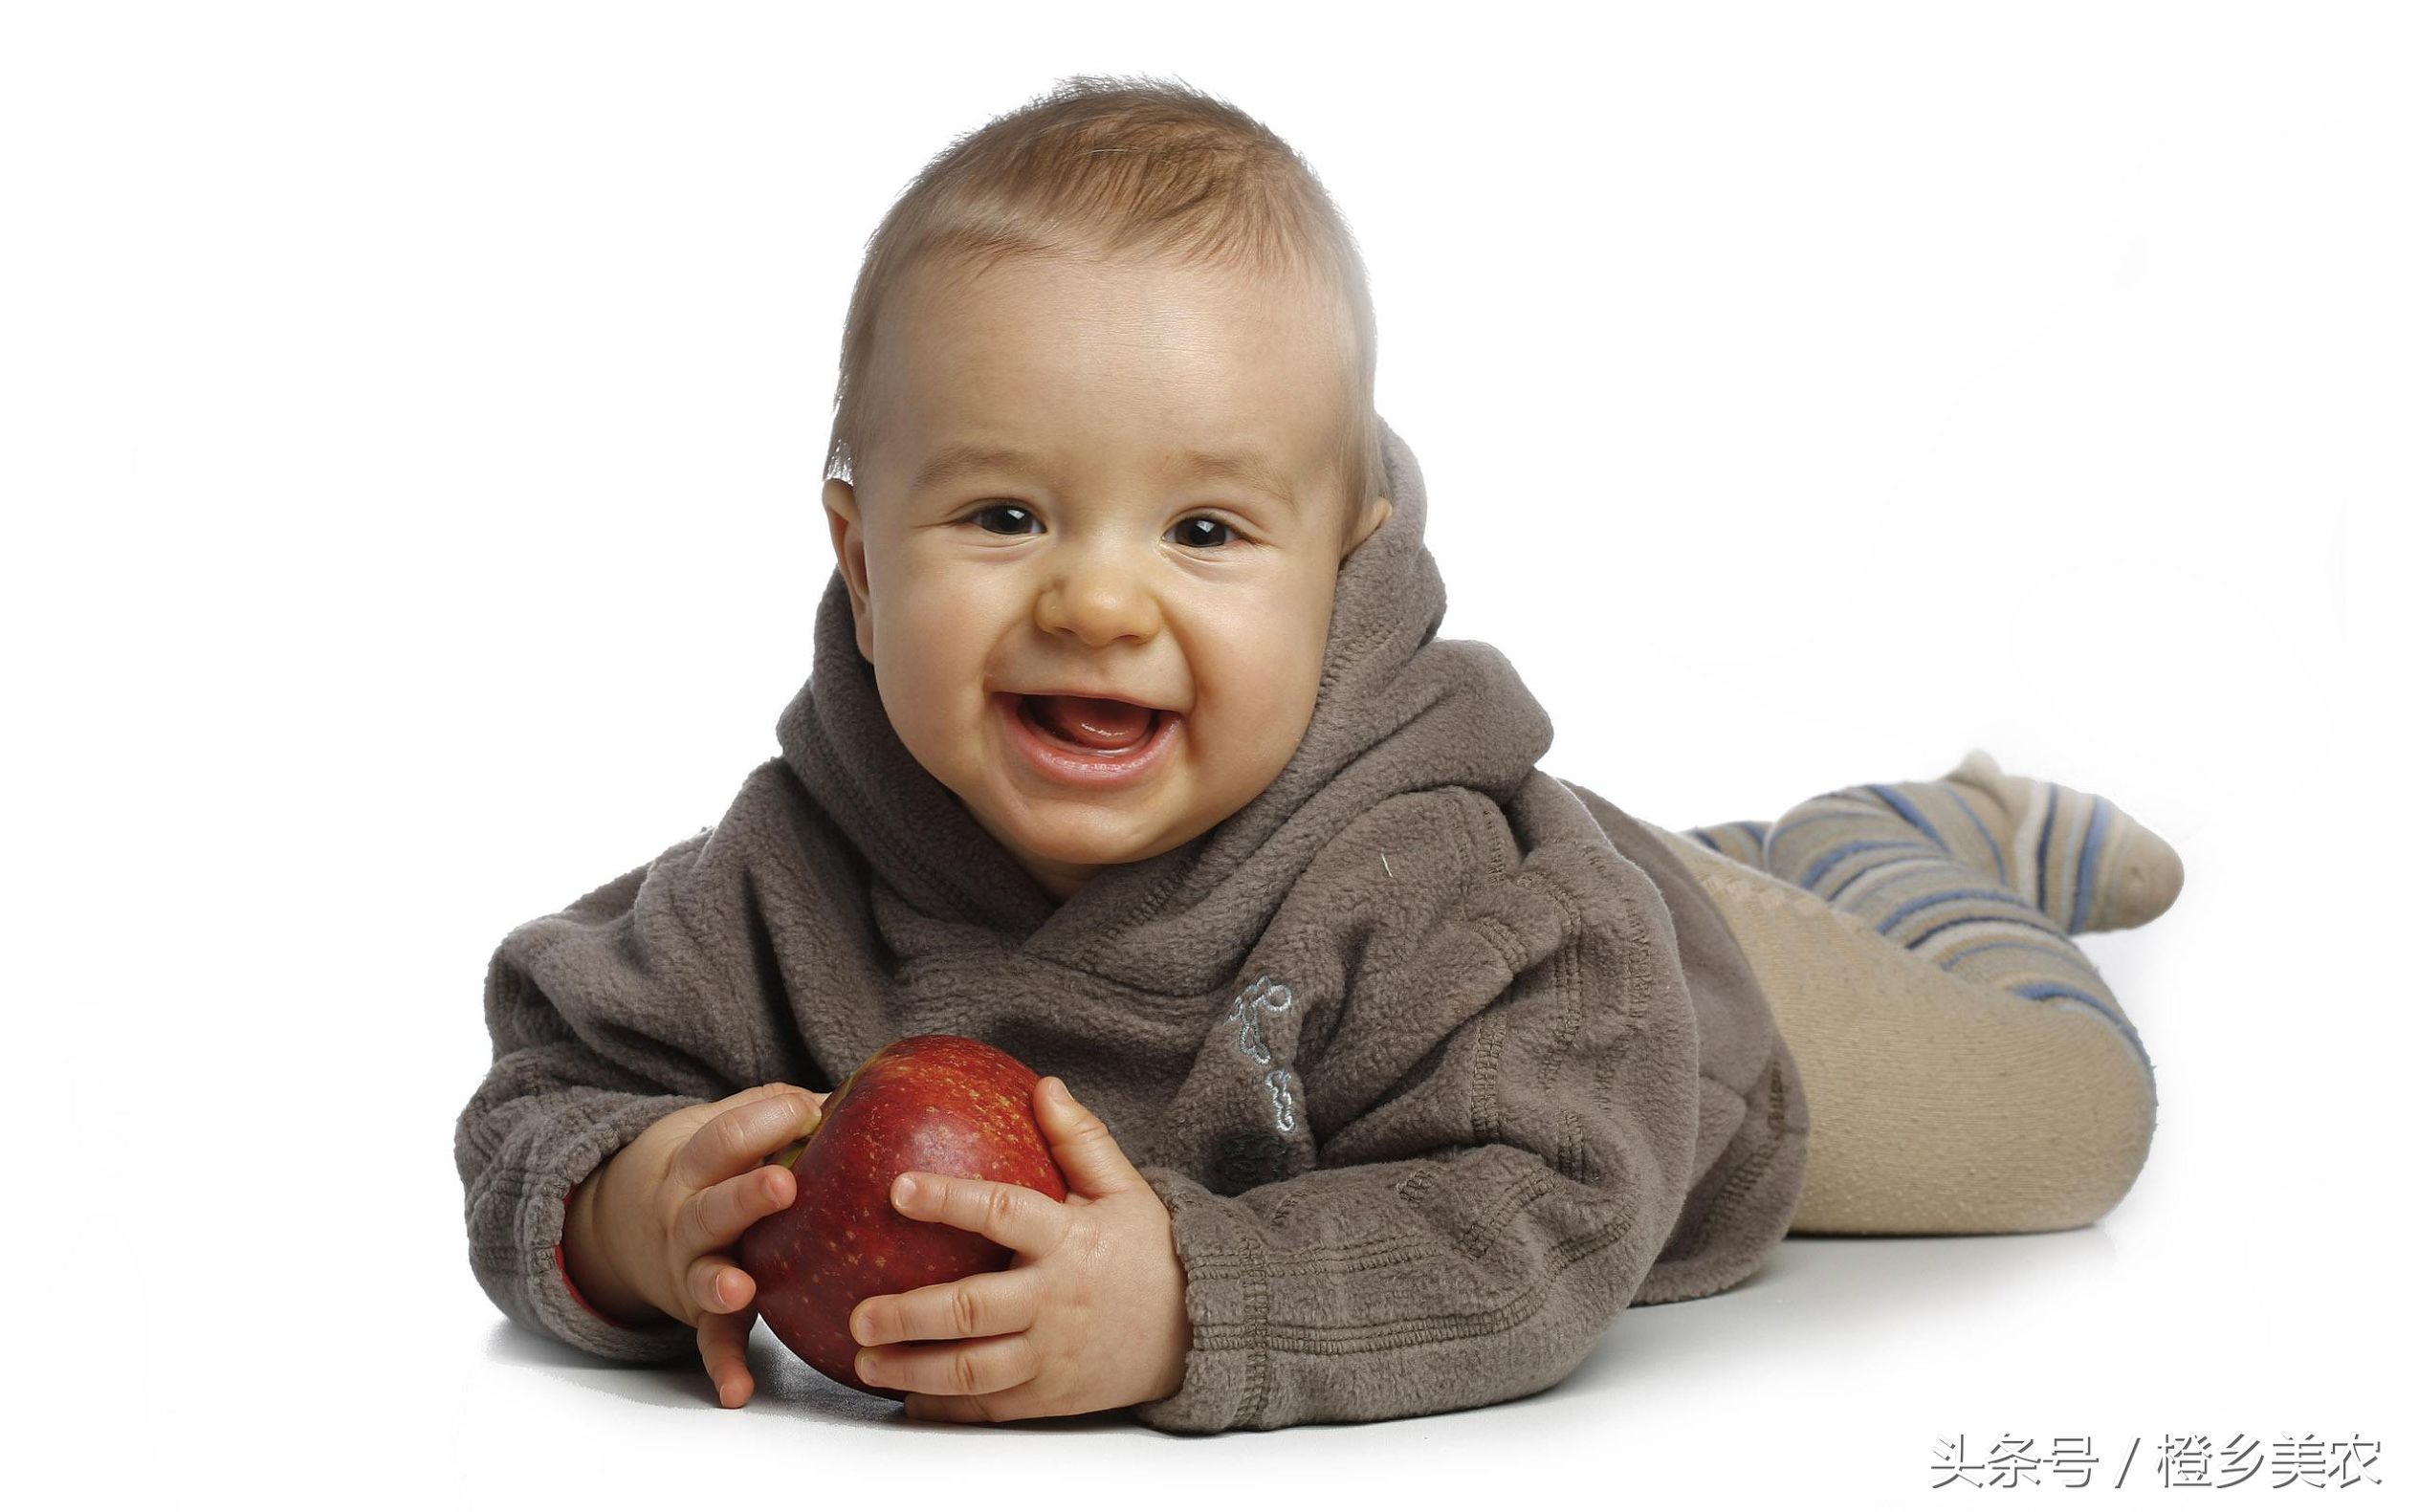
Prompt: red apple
<box><xmin>737</xmin><ymin>1034</ymin><xmax>1068</xmax><ymax>1398</ymax></box>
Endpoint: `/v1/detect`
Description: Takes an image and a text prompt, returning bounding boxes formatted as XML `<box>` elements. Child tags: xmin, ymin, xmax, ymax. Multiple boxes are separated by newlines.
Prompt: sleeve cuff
<box><xmin>557</xmin><ymin>1186</ymin><xmax>611</xmax><ymax>1322</ymax></box>
<box><xmin>517</xmin><ymin>1094</ymin><xmax>703</xmax><ymax>1365</ymax></box>
<box><xmin>1127</xmin><ymin>1167</ymin><xmax>1272</xmax><ymax>1434</ymax></box>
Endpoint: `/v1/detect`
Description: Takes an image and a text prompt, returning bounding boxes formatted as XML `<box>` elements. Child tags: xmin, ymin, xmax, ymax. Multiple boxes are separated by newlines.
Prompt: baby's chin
<box><xmin>984</xmin><ymin>793</ymin><xmax>1234</xmax><ymax>874</ymax></box>
<box><xmin>1015</xmin><ymin>817</ymin><xmax>1192</xmax><ymax>869</ymax></box>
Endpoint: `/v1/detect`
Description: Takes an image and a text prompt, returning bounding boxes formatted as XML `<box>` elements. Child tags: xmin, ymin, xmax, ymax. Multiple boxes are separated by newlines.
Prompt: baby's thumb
<box><xmin>1036</xmin><ymin>1076</ymin><xmax>1140</xmax><ymax>1198</ymax></box>
<box><xmin>762</xmin><ymin>1088</ymin><xmax>827</xmax><ymax>1172</ymax></box>
<box><xmin>707</xmin><ymin>1082</ymin><xmax>809</xmax><ymax>1117</ymax></box>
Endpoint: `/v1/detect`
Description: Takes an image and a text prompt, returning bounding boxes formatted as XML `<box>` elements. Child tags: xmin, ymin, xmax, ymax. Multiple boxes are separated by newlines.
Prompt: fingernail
<box><xmin>892</xmin><ymin>1173</ymin><xmax>916</xmax><ymax>1206</ymax></box>
<box><xmin>855</xmin><ymin>1348</ymin><xmax>879</xmax><ymax>1383</ymax></box>
<box><xmin>1044</xmin><ymin>1076</ymin><xmax>1065</xmax><ymax>1102</ymax></box>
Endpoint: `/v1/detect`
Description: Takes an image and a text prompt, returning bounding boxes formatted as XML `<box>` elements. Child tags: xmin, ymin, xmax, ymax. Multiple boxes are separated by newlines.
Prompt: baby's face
<box><xmin>824</xmin><ymin>250</ymin><xmax>1389</xmax><ymax>904</ymax></box>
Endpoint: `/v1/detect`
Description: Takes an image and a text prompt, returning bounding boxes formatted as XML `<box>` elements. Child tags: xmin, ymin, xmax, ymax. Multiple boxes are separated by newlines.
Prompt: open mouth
<box><xmin>1015</xmin><ymin>693</ymin><xmax>1164</xmax><ymax>755</ymax></box>
<box><xmin>998</xmin><ymin>692</ymin><xmax>1181</xmax><ymax>786</ymax></box>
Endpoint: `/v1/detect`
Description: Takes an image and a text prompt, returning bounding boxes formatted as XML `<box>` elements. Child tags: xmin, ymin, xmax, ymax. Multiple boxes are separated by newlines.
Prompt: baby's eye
<box><xmin>1169</xmin><ymin>515</ymin><xmax>1242</xmax><ymax>551</ymax></box>
<box><xmin>969</xmin><ymin>502</ymin><xmax>1040</xmax><ymax>537</ymax></box>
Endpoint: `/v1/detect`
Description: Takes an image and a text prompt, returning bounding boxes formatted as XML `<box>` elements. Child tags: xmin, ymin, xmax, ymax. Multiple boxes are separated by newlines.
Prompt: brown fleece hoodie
<box><xmin>454</xmin><ymin>417</ymin><xmax>1809</xmax><ymax>1432</ymax></box>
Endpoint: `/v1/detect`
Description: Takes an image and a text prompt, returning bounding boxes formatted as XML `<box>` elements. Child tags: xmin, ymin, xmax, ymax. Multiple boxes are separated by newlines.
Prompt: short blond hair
<box><xmin>824</xmin><ymin>75</ymin><xmax>1384</xmax><ymax>526</ymax></box>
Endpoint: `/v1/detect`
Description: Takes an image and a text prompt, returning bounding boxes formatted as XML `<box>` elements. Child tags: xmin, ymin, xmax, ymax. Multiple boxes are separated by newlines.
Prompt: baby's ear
<box><xmin>1346</xmin><ymin>494</ymin><xmax>1392</xmax><ymax>556</ymax></box>
<box><xmin>823</xmin><ymin>479</ymin><xmax>876</xmax><ymax>656</ymax></box>
<box><xmin>822</xmin><ymin>476</ymin><xmax>859</xmax><ymax>539</ymax></box>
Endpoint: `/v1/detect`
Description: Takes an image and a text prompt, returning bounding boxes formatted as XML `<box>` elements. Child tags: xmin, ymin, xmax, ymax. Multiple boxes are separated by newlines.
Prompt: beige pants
<box><xmin>1639</xmin><ymin>821</ymin><xmax>2157</xmax><ymax>1236</ymax></box>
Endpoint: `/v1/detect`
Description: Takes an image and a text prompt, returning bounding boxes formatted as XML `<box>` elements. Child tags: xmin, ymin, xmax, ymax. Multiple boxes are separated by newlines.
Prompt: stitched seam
<box><xmin>916</xmin><ymin>946</ymin><xmax>1228</xmax><ymax>1006</ymax></box>
<box><xmin>1468</xmin><ymin>1010</ymin><xmax>1507</xmax><ymax>1147</ymax></box>
<box><xmin>1182</xmin><ymin>1238</ymin><xmax>1440</xmax><ymax>1282</ymax></box>
<box><xmin>1186</xmin><ymin>1221</ymin><xmax>1626</xmax><ymax>1351</ymax></box>
<box><xmin>1461</xmin><ymin>1165</ymin><xmax>1559</xmax><ymax>1260</ymax></box>
<box><xmin>1237</xmin><ymin>1242</ymin><xmax>1272</xmax><ymax>1426</ymax></box>
<box><xmin>1524</xmin><ymin>865</ymin><xmax>1591</xmax><ymax>1053</ymax></box>
<box><xmin>1526</xmin><ymin>865</ymin><xmax>1597</xmax><ymax>1180</ymax></box>
<box><xmin>1687</xmin><ymin>1055</ymin><xmax>1795</xmax><ymax>1251</ymax></box>
<box><xmin>710</xmin><ymin>866</ymin><xmax>782</xmax><ymax>1083</ymax></box>
<box><xmin>1180</xmin><ymin>1232</ymin><xmax>1439</xmax><ymax>1273</ymax></box>
<box><xmin>1453</xmin><ymin>787</ymin><xmax>1513</xmax><ymax>882</ymax></box>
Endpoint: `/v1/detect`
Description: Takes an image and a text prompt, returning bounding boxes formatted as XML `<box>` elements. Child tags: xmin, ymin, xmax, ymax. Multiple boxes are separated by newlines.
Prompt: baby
<box><xmin>456</xmin><ymin>76</ymin><xmax>2185</xmax><ymax>1434</ymax></box>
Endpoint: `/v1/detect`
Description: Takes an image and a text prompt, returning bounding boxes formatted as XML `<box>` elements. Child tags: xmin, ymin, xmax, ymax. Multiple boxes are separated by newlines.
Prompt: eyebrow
<box><xmin>910</xmin><ymin>442</ymin><xmax>1297</xmax><ymax>511</ymax></box>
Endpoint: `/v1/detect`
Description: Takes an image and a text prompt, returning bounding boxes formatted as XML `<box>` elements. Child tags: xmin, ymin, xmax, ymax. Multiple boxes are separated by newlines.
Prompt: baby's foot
<box><xmin>1942</xmin><ymin>750</ymin><xmax>2185</xmax><ymax>933</ymax></box>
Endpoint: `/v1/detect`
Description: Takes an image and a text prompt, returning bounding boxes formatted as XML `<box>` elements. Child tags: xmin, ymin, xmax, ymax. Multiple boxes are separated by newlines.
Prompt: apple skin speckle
<box><xmin>735</xmin><ymin>1035</ymin><xmax>1069</xmax><ymax>1399</ymax></box>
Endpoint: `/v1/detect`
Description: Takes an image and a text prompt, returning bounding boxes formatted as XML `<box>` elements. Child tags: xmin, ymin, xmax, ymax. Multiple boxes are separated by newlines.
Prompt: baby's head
<box><xmin>820</xmin><ymin>77</ymin><xmax>1392</xmax><ymax>903</ymax></box>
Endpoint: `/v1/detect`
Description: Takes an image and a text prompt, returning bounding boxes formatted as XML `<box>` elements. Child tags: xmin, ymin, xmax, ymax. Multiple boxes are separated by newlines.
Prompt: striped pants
<box><xmin>1642</xmin><ymin>751</ymin><xmax>2174</xmax><ymax>1235</ymax></box>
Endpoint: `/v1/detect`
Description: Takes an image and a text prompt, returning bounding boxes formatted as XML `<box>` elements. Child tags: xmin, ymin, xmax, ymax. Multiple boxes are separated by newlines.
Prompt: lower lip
<box><xmin>998</xmin><ymin>693</ymin><xmax>1180</xmax><ymax>789</ymax></box>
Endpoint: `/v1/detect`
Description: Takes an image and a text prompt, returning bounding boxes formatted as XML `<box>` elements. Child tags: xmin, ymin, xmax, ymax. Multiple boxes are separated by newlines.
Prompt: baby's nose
<box><xmin>1034</xmin><ymin>577</ymin><xmax>1165</xmax><ymax>645</ymax></box>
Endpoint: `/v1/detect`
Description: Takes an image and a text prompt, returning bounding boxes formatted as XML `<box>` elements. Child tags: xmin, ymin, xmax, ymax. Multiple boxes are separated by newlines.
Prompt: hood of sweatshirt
<box><xmin>775</xmin><ymin>416</ymin><xmax>1556</xmax><ymax>975</ymax></box>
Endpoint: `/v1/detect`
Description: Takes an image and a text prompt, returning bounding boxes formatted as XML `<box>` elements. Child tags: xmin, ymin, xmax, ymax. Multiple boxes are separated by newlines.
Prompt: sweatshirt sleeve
<box><xmin>555</xmin><ymin>1184</ymin><xmax>626</xmax><ymax>1324</ymax></box>
<box><xmin>454</xmin><ymin>822</ymin><xmax>803</xmax><ymax>1367</ymax></box>
<box><xmin>1129</xmin><ymin>787</ymin><xmax>1703</xmax><ymax>1433</ymax></box>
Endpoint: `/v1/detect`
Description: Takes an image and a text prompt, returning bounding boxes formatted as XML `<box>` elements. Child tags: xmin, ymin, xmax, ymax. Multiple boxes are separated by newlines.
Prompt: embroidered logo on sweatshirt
<box><xmin>1225</xmin><ymin>973</ymin><xmax>1300</xmax><ymax>1134</ymax></box>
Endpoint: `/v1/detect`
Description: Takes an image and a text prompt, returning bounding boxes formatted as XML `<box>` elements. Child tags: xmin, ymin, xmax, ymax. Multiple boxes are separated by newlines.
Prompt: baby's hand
<box><xmin>845</xmin><ymin>1077</ymin><xmax>1192</xmax><ymax>1422</ymax></box>
<box><xmin>573</xmin><ymin>1083</ymin><xmax>826</xmax><ymax>1408</ymax></box>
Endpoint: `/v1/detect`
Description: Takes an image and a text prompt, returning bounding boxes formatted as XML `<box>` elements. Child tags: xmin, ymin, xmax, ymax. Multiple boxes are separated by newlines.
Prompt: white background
<box><xmin>4</xmin><ymin>2</ymin><xmax>2408</xmax><ymax>1507</ymax></box>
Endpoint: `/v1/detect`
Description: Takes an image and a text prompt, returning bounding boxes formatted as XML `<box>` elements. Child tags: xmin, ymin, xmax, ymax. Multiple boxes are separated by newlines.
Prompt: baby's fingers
<box><xmin>696</xmin><ymin>1304</ymin><xmax>759</xmax><ymax>1409</ymax></box>
<box><xmin>671</xmin><ymin>1089</ymin><xmax>825</xmax><ymax>1193</ymax></box>
<box><xmin>687</xmin><ymin>1249</ymin><xmax>755</xmax><ymax>1316</ymax></box>
<box><xmin>677</xmin><ymin>1163</ymin><xmax>798</xmax><ymax>1259</ymax></box>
